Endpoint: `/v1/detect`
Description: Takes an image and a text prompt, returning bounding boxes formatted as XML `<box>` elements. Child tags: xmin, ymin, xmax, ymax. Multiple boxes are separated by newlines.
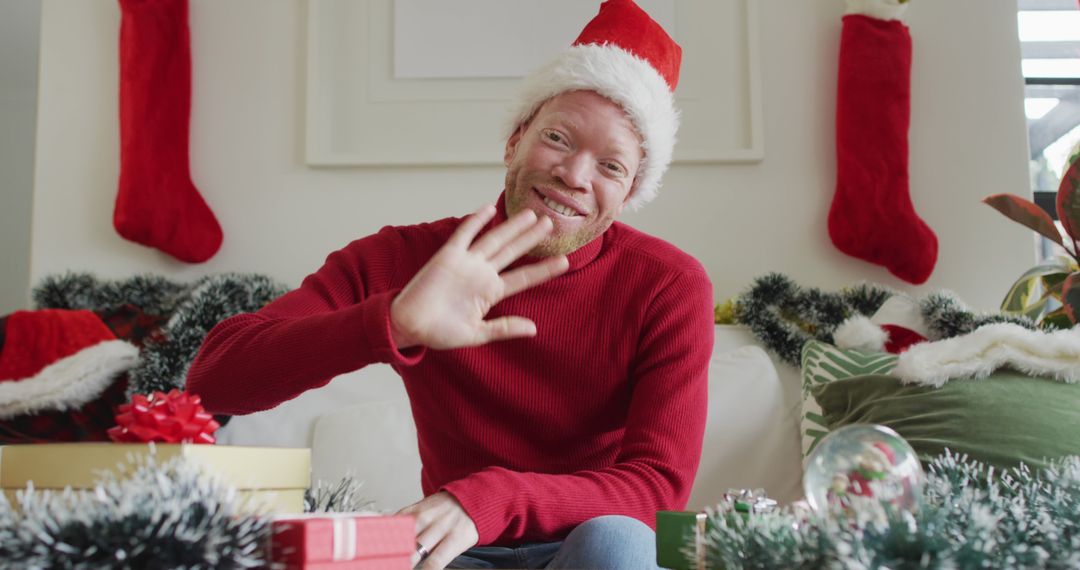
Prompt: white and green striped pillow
<box><xmin>800</xmin><ymin>341</ymin><xmax>898</xmax><ymax>459</ymax></box>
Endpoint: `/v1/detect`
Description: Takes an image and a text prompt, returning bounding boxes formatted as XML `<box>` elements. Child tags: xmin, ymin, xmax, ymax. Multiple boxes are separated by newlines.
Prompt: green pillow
<box><xmin>800</xmin><ymin>341</ymin><xmax>898</xmax><ymax>458</ymax></box>
<box><xmin>811</xmin><ymin>370</ymin><xmax>1080</xmax><ymax>470</ymax></box>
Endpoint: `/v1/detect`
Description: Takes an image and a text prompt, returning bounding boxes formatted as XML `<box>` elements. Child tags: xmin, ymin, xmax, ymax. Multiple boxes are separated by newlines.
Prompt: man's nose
<box><xmin>551</xmin><ymin>153</ymin><xmax>591</xmax><ymax>192</ymax></box>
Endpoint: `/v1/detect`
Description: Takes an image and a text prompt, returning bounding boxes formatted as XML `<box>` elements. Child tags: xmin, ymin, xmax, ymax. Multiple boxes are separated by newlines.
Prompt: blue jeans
<box><xmin>448</xmin><ymin>515</ymin><xmax>660</xmax><ymax>569</ymax></box>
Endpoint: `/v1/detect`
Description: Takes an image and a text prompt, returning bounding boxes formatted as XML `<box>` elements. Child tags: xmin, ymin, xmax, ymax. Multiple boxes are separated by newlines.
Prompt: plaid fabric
<box><xmin>95</xmin><ymin>304</ymin><xmax>169</xmax><ymax>349</ymax></box>
<box><xmin>0</xmin><ymin>305</ymin><xmax>167</xmax><ymax>443</ymax></box>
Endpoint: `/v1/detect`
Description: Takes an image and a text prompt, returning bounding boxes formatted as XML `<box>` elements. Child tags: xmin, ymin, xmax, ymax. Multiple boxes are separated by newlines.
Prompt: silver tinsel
<box><xmin>0</xmin><ymin>454</ymin><xmax>270</xmax><ymax>569</ymax></box>
<box><xmin>0</xmin><ymin>451</ymin><xmax>377</xmax><ymax>569</ymax></box>
<box><xmin>304</xmin><ymin>476</ymin><xmax>374</xmax><ymax>514</ymax></box>
<box><xmin>702</xmin><ymin>451</ymin><xmax>1080</xmax><ymax>569</ymax></box>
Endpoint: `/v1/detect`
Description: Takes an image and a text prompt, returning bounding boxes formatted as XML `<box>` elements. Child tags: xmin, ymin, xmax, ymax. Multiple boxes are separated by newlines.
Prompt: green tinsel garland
<box><xmin>32</xmin><ymin>272</ymin><xmax>288</xmax><ymax>399</ymax></box>
<box><xmin>701</xmin><ymin>451</ymin><xmax>1080</xmax><ymax>569</ymax></box>
<box><xmin>734</xmin><ymin>273</ymin><xmax>1037</xmax><ymax>367</ymax></box>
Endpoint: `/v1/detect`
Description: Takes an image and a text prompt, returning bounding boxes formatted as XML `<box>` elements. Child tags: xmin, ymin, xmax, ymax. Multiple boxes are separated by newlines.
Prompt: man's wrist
<box><xmin>389</xmin><ymin>298</ymin><xmax>418</xmax><ymax>350</ymax></box>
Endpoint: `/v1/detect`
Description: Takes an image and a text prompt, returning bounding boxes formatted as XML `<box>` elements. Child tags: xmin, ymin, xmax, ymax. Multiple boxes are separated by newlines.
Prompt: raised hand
<box><xmin>389</xmin><ymin>204</ymin><xmax>570</xmax><ymax>350</ymax></box>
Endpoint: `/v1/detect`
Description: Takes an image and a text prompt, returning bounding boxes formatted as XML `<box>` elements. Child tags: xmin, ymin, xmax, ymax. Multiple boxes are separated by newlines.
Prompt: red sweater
<box><xmin>186</xmin><ymin>204</ymin><xmax>714</xmax><ymax>545</ymax></box>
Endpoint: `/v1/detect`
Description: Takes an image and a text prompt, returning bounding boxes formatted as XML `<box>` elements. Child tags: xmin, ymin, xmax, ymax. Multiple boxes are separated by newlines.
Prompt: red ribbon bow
<box><xmin>108</xmin><ymin>389</ymin><xmax>220</xmax><ymax>444</ymax></box>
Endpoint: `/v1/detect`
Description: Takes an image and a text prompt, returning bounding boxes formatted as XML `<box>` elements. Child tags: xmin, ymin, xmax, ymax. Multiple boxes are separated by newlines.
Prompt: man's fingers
<box><xmin>501</xmin><ymin>255</ymin><xmax>570</xmax><ymax>297</ymax></box>
<box><xmin>488</xmin><ymin>215</ymin><xmax>554</xmax><ymax>270</ymax></box>
<box><xmin>409</xmin><ymin>508</ymin><xmax>451</xmax><ymax>567</ymax></box>
<box><xmin>446</xmin><ymin>204</ymin><xmax>497</xmax><ymax>249</ymax></box>
<box><xmin>397</xmin><ymin>492</ymin><xmax>477</xmax><ymax>570</ymax></box>
<box><xmin>469</xmin><ymin>208</ymin><xmax>538</xmax><ymax>259</ymax></box>
<box><xmin>481</xmin><ymin>316</ymin><xmax>538</xmax><ymax>343</ymax></box>
<box><xmin>420</xmin><ymin>528</ymin><xmax>476</xmax><ymax>570</ymax></box>
<box><xmin>414</xmin><ymin>529</ymin><xmax>446</xmax><ymax>568</ymax></box>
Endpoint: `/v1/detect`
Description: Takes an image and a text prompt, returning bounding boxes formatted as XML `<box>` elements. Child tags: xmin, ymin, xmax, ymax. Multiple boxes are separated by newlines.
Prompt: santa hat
<box><xmin>0</xmin><ymin>309</ymin><xmax>139</xmax><ymax>419</ymax></box>
<box><xmin>506</xmin><ymin>0</ymin><xmax>681</xmax><ymax>211</ymax></box>
<box><xmin>834</xmin><ymin>295</ymin><xmax>931</xmax><ymax>354</ymax></box>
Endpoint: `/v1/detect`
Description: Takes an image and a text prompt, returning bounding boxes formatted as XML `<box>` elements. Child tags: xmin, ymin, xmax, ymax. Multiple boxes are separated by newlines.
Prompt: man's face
<box><xmin>503</xmin><ymin>90</ymin><xmax>643</xmax><ymax>257</ymax></box>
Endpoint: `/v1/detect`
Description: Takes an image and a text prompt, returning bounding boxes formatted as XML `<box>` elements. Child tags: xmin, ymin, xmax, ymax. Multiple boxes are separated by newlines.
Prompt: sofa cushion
<box><xmin>811</xmin><ymin>369</ymin><xmax>1080</xmax><ymax>470</ymax></box>
<box><xmin>690</xmin><ymin>339</ymin><xmax>802</xmax><ymax>508</ymax></box>
<box><xmin>799</xmin><ymin>341</ymin><xmax>897</xmax><ymax>458</ymax></box>
<box><xmin>216</xmin><ymin>363</ymin><xmax>408</xmax><ymax>449</ymax></box>
<box><xmin>311</xmin><ymin>398</ymin><xmax>422</xmax><ymax>511</ymax></box>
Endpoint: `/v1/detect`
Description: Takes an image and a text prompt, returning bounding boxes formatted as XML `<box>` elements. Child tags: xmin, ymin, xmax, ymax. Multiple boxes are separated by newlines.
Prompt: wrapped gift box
<box><xmin>270</xmin><ymin>513</ymin><xmax>415</xmax><ymax>570</ymax></box>
<box><xmin>656</xmin><ymin>510</ymin><xmax>713</xmax><ymax>570</ymax></box>
<box><xmin>0</xmin><ymin>442</ymin><xmax>310</xmax><ymax>514</ymax></box>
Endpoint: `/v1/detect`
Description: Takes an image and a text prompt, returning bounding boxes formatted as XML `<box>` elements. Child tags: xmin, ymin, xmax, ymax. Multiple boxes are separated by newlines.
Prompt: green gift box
<box><xmin>657</xmin><ymin>491</ymin><xmax>777</xmax><ymax>569</ymax></box>
<box><xmin>656</xmin><ymin>510</ymin><xmax>713</xmax><ymax>570</ymax></box>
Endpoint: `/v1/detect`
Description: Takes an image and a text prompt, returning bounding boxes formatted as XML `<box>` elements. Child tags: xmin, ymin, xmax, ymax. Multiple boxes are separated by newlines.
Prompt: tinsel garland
<box><xmin>0</xmin><ymin>455</ymin><xmax>270</xmax><ymax>569</ymax></box>
<box><xmin>304</xmin><ymin>477</ymin><xmax>375</xmax><ymax>514</ymax></box>
<box><xmin>32</xmin><ymin>272</ymin><xmax>288</xmax><ymax>399</ymax></box>
<box><xmin>734</xmin><ymin>273</ymin><xmax>1036</xmax><ymax>367</ymax></box>
<box><xmin>701</xmin><ymin>451</ymin><xmax>1080</xmax><ymax>569</ymax></box>
<box><xmin>0</xmin><ymin>453</ymin><xmax>373</xmax><ymax>569</ymax></box>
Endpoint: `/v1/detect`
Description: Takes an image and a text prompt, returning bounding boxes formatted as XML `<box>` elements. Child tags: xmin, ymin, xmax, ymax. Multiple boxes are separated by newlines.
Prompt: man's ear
<box><xmin>504</xmin><ymin>122</ymin><xmax>528</xmax><ymax>166</ymax></box>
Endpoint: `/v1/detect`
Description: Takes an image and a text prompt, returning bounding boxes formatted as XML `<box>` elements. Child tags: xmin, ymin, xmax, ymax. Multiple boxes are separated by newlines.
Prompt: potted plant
<box><xmin>984</xmin><ymin>151</ymin><xmax>1080</xmax><ymax>328</ymax></box>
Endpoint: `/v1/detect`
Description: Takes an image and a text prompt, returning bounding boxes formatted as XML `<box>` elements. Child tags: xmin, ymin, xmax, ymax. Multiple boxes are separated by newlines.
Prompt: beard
<box><xmin>503</xmin><ymin>169</ymin><xmax>616</xmax><ymax>257</ymax></box>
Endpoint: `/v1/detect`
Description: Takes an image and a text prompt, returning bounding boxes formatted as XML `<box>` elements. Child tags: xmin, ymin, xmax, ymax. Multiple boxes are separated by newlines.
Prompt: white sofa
<box><xmin>217</xmin><ymin>325</ymin><xmax>804</xmax><ymax>511</ymax></box>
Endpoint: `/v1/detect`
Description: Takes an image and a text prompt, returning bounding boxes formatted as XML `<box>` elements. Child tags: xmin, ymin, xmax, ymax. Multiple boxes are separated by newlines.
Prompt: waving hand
<box><xmin>390</xmin><ymin>204</ymin><xmax>569</xmax><ymax>350</ymax></box>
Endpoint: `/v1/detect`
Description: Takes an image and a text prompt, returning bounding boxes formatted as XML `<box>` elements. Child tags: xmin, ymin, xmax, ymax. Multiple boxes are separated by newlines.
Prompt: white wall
<box><xmin>0</xmin><ymin>1</ymin><xmax>40</xmax><ymax>314</ymax></box>
<box><xmin>29</xmin><ymin>0</ymin><xmax>1035</xmax><ymax>311</ymax></box>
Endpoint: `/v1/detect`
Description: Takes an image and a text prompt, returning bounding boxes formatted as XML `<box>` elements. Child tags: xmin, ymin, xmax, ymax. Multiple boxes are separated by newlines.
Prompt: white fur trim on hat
<box><xmin>871</xmin><ymin>295</ymin><xmax>932</xmax><ymax>338</ymax></box>
<box><xmin>0</xmin><ymin>339</ymin><xmax>139</xmax><ymax>419</ymax></box>
<box><xmin>506</xmin><ymin>43</ymin><xmax>680</xmax><ymax>211</ymax></box>
<box><xmin>834</xmin><ymin>315</ymin><xmax>889</xmax><ymax>352</ymax></box>
<box><xmin>845</xmin><ymin>0</ymin><xmax>909</xmax><ymax>21</ymax></box>
<box><xmin>894</xmin><ymin>323</ymin><xmax>1080</xmax><ymax>388</ymax></box>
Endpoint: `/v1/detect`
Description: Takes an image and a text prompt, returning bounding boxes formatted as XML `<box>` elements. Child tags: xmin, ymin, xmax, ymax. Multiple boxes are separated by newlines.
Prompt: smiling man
<box><xmin>187</xmin><ymin>1</ymin><xmax>713</xmax><ymax>569</ymax></box>
<box><xmin>503</xmin><ymin>89</ymin><xmax>642</xmax><ymax>257</ymax></box>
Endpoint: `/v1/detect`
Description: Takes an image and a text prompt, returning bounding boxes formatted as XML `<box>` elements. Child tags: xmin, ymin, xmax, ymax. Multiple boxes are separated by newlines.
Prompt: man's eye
<box><xmin>543</xmin><ymin>130</ymin><xmax>565</xmax><ymax>144</ymax></box>
<box><xmin>604</xmin><ymin>162</ymin><xmax>627</xmax><ymax>176</ymax></box>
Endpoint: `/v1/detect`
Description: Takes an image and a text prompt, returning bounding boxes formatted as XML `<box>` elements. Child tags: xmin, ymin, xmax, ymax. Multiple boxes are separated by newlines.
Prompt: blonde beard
<box><xmin>527</xmin><ymin>230</ymin><xmax>595</xmax><ymax>257</ymax></box>
<box><xmin>504</xmin><ymin>183</ymin><xmax>610</xmax><ymax>257</ymax></box>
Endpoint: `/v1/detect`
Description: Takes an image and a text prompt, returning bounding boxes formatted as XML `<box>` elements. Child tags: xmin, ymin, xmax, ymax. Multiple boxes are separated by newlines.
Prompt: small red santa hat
<box><xmin>506</xmin><ymin>0</ymin><xmax>681</xmax><ymax>211</ymax></box>
<box><xmin>834</xmin><ymin>295</ymin><xmax>931</xmax><ymax>354</ymax></box>
<box><xmin>0</xmin><ymin>309</ymin><xmax>139</xmax><ymax>419</ymax></box>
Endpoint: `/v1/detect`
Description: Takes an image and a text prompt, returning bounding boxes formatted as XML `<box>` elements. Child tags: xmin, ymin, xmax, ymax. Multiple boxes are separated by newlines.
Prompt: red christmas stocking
<box><xmin>829</xmin><ymin>1</ymin><xmax>937</xmax><ymax>284</ymax></box>
<box><xmin>114</xmin><ymin>0</ymin><xmax>222</xmax><ymax>263</ymax></box>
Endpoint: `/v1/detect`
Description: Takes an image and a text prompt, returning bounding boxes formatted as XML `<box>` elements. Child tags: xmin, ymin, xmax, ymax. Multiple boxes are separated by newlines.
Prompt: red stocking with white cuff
<box><xmin>829</xmin><ymin>0</ymin><xmax>937</xmax><ymax>284</ymax></box>
<box><xmin>114</xmin><ymin>0</ymin><xmax>222</xmax><ymax>263</ymax></box>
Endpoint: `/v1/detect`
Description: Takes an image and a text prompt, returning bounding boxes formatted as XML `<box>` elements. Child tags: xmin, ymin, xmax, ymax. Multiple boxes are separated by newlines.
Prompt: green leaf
<box><xmin>1002</xmin><ymin>275</ymin><xmax>1036</xmax><ymax>312</ymax></box>
<box><xmin>1022</xmin><ymin>296</ymin><xmax>1051</xmax><ymax>322</ymax></box>
<box><xmin>1057</xmin><ymin>160</ymin><xmax>1080</xmax><ymax>244</ymax></box>
<box><xmin>1063</xmin><ymin>273</ymin><xmax>1080</xmax><ymax>325</ymax></box>
<box><xmin>984</xmin><ymin>194</ymin><xmax>1065</xmax><ymax>247</ymax></box>
<box><xmin>1043</xmin><ymin>273</ymin><xmax>1068</xmax><ymax>300</ymax></box>
<box><xmin>1042</xmin><ymin>307</ymin><xmax>1074</xmax><ymax>330</ymax></box>
<box><xmin>1000</xmin><ymin>263</ymin><xmax>1073</xmax><ymax>312</ymax></box>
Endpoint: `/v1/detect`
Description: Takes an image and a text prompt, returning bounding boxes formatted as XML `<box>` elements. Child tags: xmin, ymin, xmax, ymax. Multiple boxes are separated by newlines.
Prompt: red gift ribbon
<box><xmin>108</xmin><ymin>389</ymin><xmax>220</xmax><ymax>444</ymax></box>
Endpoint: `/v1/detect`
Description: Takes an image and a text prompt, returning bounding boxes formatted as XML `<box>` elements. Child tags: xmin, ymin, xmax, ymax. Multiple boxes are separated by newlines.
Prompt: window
<box><xmin>1019</xmin><ymin>0</ymin><xmax>1079</xmax><ymax>261</ymax></box>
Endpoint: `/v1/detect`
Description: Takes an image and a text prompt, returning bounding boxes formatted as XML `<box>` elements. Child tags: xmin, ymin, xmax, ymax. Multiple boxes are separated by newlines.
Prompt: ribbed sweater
<box><xmin>186</xmin><ymin>202</ymin><xmax>714</xmax><ymax>545</ymax></box>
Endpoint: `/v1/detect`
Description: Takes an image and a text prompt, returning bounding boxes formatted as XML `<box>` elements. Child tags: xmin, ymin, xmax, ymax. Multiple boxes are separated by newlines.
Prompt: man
<box><xmin>186</xmin><ymin>1</ymin><xmax>713</xmax><ymax>568</ymax></box>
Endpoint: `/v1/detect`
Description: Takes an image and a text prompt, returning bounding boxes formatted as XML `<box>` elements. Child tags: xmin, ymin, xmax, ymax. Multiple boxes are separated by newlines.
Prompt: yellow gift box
<box><xmin>0</xmin><ymin>443</ymin><xmax>310</xmax><ymax>514</ymax></box>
